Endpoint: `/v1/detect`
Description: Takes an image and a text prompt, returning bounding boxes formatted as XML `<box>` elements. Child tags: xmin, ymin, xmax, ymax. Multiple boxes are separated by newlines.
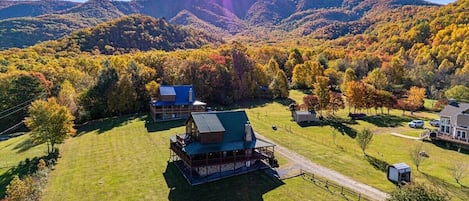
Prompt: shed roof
<box><xmin>181</xmin><ymin>111</ymin><xmax>275</xmax><ymax>155</ymax></box>
<box><xmin>295</xmin><ymin>111</ymin><xmax>316</xmax><ymax>115</ymax></box>
<box><xmin>152</xmin><ymin>85</ymin><xmax>206</xmax><ymax>107</ymax></box>
<box><xmin>192</xmin><ymin>113</ymin><xmax>225</xmax><ymax>133</ymax></box>
<box><xmin>391</xmin><ymin>163</ymin><xmax>411</xmax><ymax>171</ymax></box>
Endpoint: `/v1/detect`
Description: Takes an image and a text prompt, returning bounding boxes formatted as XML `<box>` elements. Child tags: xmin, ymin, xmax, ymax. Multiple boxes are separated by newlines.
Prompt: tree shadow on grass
<box><xmin>365</xmin><ymin>154</ymin><xmax>389</xmax><ymax>173</ymax></box>
<box><xmin>13</xmin><ymin>138</ymin><xmax>39</xmax><ymax>153</ymax></box>
<box><xmin>145</xmin><ymin>118</ymin><xmax>185</xmax><ymax>133</ymax></box>
<box><xmin>75</xmin><ymin>114</ymin><xmax>141</xmax><ymax>136</ymax></box>
<box><xmin>297</xmin><ymin>116</ymin><xmax>358</xmax><ymax>138</ymax></box>
<box><xmin>428</xmin><ymin>140</ymin><xmax>469</xmax><ymax>155</ymax></box>
<box><xmin>163</xmin><ymin>163</ymin><xmax>284</xmax><ymax>201</ymax></box>
<box><xmin>325</xmin><ymin>116</ymin><xmax>358</xmax><ymax>138</ymax></box>
<box><xmin>361</xmin><ymin>114</ymin><xmax>413</xmax><ymax>128</ymax></box>
<box><xmin>0</xmin><ymin>152</ymin><xmax>58</xmax><ymax>198</ymax></box>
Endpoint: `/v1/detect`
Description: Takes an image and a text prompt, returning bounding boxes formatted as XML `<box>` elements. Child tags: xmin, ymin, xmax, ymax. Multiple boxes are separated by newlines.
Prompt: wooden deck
<box><xmin>431</xmin><ymin>133</ymin><xmax>469</xmax><ymax>147</ymax></box>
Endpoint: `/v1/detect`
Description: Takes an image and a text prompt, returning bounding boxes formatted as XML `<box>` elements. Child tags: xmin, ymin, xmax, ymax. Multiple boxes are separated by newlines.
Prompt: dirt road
<box><xmin>256</xmin><ymin>133</ymin><xmax>389</xmax><ymax>201</ymax></box>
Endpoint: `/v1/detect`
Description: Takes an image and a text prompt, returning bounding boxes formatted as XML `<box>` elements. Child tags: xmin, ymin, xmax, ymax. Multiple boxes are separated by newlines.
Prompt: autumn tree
<box><xmin>383</xmin><ymin>56</ymin><xmax>405</xmax><ymax>85</ymax></box>
<box><xmin>345</xmin><ymin>81</ymin><xmax>366</xmax><ymax>112</ymax></box>
<box><xmin>25</xmin><ymin>98</ymin><xmax>76</xmax><ymax>154</ymax></box>
<box><xmin>5</xmin><ymin>176</ymin><xmax>30</xmax><ymax>201</ymax></box>
<box><xmin>340</xmin><ymin>68</ymin><xmax>357</xmax><ymax>92</ymax></box>
<box><xmin>145</xmin><ymin>80</ymin><xmax>160</xmax><ymax>100</ymax></box>
<box><xmin>365</xmin><ymin>68</ymin><xmax>388</xmax><ymax>90</ymax></box>
<box><xmin>310</xmin><ymin>61</ymin><xmax>325</xmax><ymax>84</ymax></box>
<box><xmin>445</xmin><ymin>85</ymin><xmax>469</xmax><ymax>103</ymax></box>
<box><xmin>107</xmin><ymin>75</ymin><xmax>138</xmax><ymax>115</ymax></box>
<box><xmin>407</xmin><ymin>86</ymin><xmax>426</xmax><ymax>114</ymax></box>
<box><xmin>57</xmin><ymin>80</ymin><xmax>78</xmax><ymax>116</ymax></box>
<box><xmin>356</xmin><ymin>128</ymin><xmax>373</xmax><ymax>155</ymax></box>
<box><xmin>328</xmin><ymin>92</ymin><xmax>345</xmax><ymax>115</ymax></box>
<box><xmin>292</xmin><ymin>63</ymin><xmax>312</xmax><ymax>88</ymax></box>
<box><xmin>79</xmin><ymin>62</ymin><xmax>118</xmax><ymax>119</ymax></box>
<box><xmin>303</xmin><ymin>95</ymin><xmax>319</xmax><ymax>111</ymax></box>
<box><xmin>313</xmin><ymin>76</ymin><xmax>330</xmax><ymax>117</ymax></box>
<box><xmin>269</xmin><ymin>70</ymin><xmax>289</xmax><ymax>99</ymax></box>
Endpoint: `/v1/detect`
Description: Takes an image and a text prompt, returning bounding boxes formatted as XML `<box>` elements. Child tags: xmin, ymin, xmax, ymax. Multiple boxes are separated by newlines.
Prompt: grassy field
<box><xmin>243</xmin><ymin>90</ymin><xmax>469</xmax><ymax>200</ymax></box>
<box><xmin>3</xmin><ymin>90</ymin><xmax>469</xmax><ymax>200</ymax></box>
<box><xmin>0</xmin><ymin>134</ymin><xmax>48</xmax><ymax>198</ymax></box>
<box><xmin>39</xmin><ymin>116</ymin><xmax>347</xmax><ymax>201</ymax></box>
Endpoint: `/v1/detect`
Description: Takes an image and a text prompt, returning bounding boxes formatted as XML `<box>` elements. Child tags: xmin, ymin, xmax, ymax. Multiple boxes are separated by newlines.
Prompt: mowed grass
<box><xmin>244</xmin><ymin>90</ymin><xmax>469</xmax><ymax>200</ymax></box>
<box><xmin>41</xmin><ymin>116</ymin><xmax>346</xmax><ymax>201</ymax></box>
<box><xmin>0</xmin><ymin>134</ymin><xmax>47</xmax><ymax>197</ymax></box>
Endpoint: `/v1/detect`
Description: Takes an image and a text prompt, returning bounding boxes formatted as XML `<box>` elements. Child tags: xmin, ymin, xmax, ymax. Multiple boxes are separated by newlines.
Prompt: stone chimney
<box><xmin>188</xmin><ymin>88</ymin><xmax>193</xmax><ymax>103</ymax></box>
<box><xmin>245</xmin><ymin>121</ymin><xmax>252</xmax><ymax>142</ymax></box>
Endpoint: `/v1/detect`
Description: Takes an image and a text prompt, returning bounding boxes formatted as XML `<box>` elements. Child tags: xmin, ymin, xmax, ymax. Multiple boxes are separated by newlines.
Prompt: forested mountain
<box><xmin>0</xmin><ymin>0</ymin><xmax>438</xmax><ymax>49</ymax></box>
<box><xmin>0</xmin><ymin>1</ymin><xmax>78</xmax><ymax>19</ymax></box>
<box><xmin>57</xmin><ymin>15</ymin><xmax>222</xmax><ymax>54</ymax></box>
<box><xmin>0</xmin><ymin>0</ymin><xmax>124</xmax><ymax>48</ymax></box>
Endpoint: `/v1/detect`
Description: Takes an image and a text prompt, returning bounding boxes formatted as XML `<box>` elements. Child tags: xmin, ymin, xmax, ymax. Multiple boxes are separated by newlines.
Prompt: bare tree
<box><xmin>410</xmin><ymin>143</ymin><xmax>427</xmax><ymax>171</ymax></box>
<box><xmin>450</xmin><ymin>162</ymin><xmax>467</xmax><ymax>187</ymax></box>
<box><xmin>356</xmin><ymin>128</ymin><xmax>373</xmax><ymax>155</ymax></box>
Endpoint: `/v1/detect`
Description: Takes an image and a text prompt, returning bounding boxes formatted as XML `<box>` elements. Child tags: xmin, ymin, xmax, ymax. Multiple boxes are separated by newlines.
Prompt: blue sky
<box><xmin>427</xmin><ymin>0</ymin><xmax>457</xmax><ymax>4</ymax></box>
<box><xmin>68</xmin><ymin>0</ymin><xmax>457</xmax><ymax>4</ymax></box>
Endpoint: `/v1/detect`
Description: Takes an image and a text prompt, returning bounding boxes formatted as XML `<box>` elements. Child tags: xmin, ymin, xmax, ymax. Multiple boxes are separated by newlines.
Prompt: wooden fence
<box><xmin>300</xmin><ymin>169</ymin><xmax>373</xmax><ymax>201</ymax></box>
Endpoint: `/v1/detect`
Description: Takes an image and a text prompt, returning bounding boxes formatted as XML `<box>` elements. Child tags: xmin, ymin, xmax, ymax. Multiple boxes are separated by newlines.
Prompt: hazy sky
<box><xmin>69</xmin><ymin>0</ymin><xmax>458</xmax><ymax>4</ymax></box>
<box><xmin>427</xmin><ymin>0</ymin><xmax>457</xmax><ymax>4</ymax></box>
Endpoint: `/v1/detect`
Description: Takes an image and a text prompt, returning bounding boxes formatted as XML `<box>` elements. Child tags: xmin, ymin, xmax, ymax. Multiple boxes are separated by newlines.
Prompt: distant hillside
<box><xmin>0</xmin><ymin>0</ymin><xmax>440</xmax><ymax>49</ymax></box>
<box><xmin>58</xmin><ymin>14</ymin><xmax>222</xmax><ymax>54</ymax></box>
<box><xmin>0</xmin><ymin>0</ymin><xmax>124</xmax><ymax>48</ymax></box>
<box><xmin>0</xmin><ymin>1</ymin><xmax>78</xmax><ymax>19</ymax></box>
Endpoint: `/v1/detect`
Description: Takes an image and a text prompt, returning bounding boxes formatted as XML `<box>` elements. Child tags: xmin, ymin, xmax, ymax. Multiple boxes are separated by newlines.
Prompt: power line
<box><xmin>0</xmin><ymin>104</ymin><xmax>30</xmax><ymax>121</ymax></box>
<box><xmin>0</xmin><ymin>99</ymin><xmax>31</xmax><ymax>116</ymax></box>
<box><xmin>0</xmin><ymin>121</ymin><xmax>24</xmax><ymax>136</ymax></box>
<box><xmin>0</xmin><ymin>93</ymin><xmax>46</xmax><ymax>119</ymax></box>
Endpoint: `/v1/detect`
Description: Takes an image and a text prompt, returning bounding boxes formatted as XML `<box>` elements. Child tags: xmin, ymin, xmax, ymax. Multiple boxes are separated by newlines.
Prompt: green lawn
<box><xmin>40</xmin><ymin>116</ymin><xmax>346</xmax><ymax>201</ymax></box>
<box><xmin>4</xmin><ymin>90</ymin><xmax>467</xmax><ymax>200</ymax></box>
<box><xmin>243</xmin><ymin>90</ymin><xmax>469</xmax><ymax>200</ymax></box>
<box><xmin>0</xmin><ymin>134</ymin><xmax>47</xmax><ymax>198</ymax></box>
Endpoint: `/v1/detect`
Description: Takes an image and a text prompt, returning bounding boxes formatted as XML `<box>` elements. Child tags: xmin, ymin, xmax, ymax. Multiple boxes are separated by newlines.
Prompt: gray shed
<box><xmin>293</xmin><ymin>111</ymin><xmax>317</xmax><ymax>123</ymax></box>
<box><xmin>387</xmin><ymin>163</ymin><xmax>411</xmax><ymax>185</ymax></box>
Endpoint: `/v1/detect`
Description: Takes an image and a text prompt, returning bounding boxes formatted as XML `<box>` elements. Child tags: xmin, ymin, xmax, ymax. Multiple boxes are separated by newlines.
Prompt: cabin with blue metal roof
<box><xmin>169</xmin><ymin>110</ymin><xmax>276</xmax><ymax>185</ymax></box>
<box><xmin>149</xmin><ymin>85</ymin><xmax>206</xmax><ymax>121</ymax></box>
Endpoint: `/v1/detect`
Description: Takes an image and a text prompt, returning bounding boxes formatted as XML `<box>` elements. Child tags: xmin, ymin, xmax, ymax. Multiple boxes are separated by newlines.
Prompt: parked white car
<box><xmin>408</xmin><ymin>120</ymin><xmax>424</xmax><ymax>128</ymax></box>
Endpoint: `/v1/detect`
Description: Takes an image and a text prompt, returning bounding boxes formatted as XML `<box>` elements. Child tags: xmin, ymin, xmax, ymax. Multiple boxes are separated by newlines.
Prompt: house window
<box><xmin>440</xmin><ymin>126</ymin><xmax>445</xmax><ymax>132</ymax></box>
<box><xmin>457</xmin><ymin>131</ymin><xmax>461</xmax><ymax>137</ymax></box>
<box><xmin>445</xmin><ymin>126</ymin><xmax>450</xmax><ymax>133</ymax></box>
<box><xmin>463</xmin><ymin>131</ymin><xmax>467</xmax><ymax>139</ymax></box>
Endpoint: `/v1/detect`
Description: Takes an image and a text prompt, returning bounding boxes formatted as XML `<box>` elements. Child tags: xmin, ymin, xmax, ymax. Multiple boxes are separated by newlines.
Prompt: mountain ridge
<box><xmin>0</xmin><ymin>0</ymin><xmax>440</xmax><ymax>48</ymax></box>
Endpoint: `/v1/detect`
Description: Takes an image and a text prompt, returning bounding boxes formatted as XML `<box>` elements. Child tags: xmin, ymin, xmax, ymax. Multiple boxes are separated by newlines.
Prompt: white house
<box><xmin>439</xmin><ymin>100</ymin><xmax>469</xmax><ymax>140</ymax></box>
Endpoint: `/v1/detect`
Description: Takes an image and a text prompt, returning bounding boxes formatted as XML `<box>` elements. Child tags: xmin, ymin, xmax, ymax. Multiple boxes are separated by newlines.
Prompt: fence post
<box><xmin>358</xmin><ymin>194</ymin><xmax>361</xmax><ymax>201</ymax></box>
<box><xmin>325</xmin><ymin>180</ymin><xmax>328</xmax><ymax>188</ymax></box>
<box><xmin>341</xmin><ymin>186</ymin><xmax>344</xmax><ymax>195</ymax></box>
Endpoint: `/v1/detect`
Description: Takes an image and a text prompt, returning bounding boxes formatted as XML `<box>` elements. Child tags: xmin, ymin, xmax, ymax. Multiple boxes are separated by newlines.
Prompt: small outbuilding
<box><xmin>387</xmin><ymin>162</ymin><xmax>411</xmax><ymax>185</ymax></box>
<box><xmin>293</xmin><ymin>111</ymin><xmax>317</xmax><ymax>123</ymax></box>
